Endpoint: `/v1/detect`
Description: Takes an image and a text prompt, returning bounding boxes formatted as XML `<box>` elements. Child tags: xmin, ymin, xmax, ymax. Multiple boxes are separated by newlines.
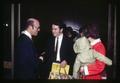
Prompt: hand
<box><xmin>60</xmin><ymin>60</ymin><xmax>67</xmax><ymax>68</ymax></box>
<box><xmin>79</xmin><ymin>66</ymin><xmax>85</xmax><ymax>76</ymax></box>
<box><xmin>39</xmin><ymin>56</ymin><xmax>43</xmax><ymax>61</ymax></box>
<box><xmin>80</xmin><ymin>66</ymin><xmax>84</xmax><ymax>73</ymax></box>
<box><xmin>83</xmin><ymin>65</ymin><xmax>89</xmax><ymax>76</ymax></box>
<box><xmin>41</xmin><ymin>51</ymin><xmax>46</xmax><ymax>56</ymax></box>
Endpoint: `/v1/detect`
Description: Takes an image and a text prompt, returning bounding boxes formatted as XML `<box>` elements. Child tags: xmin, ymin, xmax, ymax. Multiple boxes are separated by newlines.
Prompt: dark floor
<box><xmin>2</xmin><ymin>64</ymin><xmax>116</xmax><ymax>79</ymax></box>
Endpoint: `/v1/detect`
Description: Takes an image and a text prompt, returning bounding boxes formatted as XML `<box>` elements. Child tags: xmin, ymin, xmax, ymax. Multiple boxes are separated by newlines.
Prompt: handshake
<box><xmin>39</xmin><ymin>51</ymin><xmax>46</xmax><ymax>62</ymax></box>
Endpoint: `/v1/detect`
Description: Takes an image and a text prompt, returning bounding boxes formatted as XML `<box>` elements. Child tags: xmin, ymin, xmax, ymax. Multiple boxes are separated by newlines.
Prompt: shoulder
<box><xmin>17</xmin><ymin>34</ymin><xmax>32</xmax><ymax>45</ymax></box>
<box><xmin>93</xmin><ymin>41</ymin><xmax>106</xmax><ymax>55</ymax></box>
<box><xmin>93</xmin><ymin>41</ymin><xmax>105</xmax><ymax>48</ymax></box>
<box><xmin>75</xmin><ymin>37</ymin><xmax>83</xmax><ymax>43</ymax></box>
<box><xmin>63</xmin><ymin>36</ymin><xmax>72</xmax><ymax>44</ymax></box>
<box><xmin>63</xmin><ymin>35</ymin><xmax>71</xmax><ymax>41</ymax></box>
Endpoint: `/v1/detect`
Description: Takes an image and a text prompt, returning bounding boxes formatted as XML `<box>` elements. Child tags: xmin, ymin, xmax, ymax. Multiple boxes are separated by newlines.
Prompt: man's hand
<box><xmin>39</xmin><ymin>56</ymin><xmax>43</xmax><ymax>61</ymax></box>
<box><xmin>60</xmin><ymin>60</ymin><xmax>67</xmax><ymax>68</ymax></box>
<box><xmin>39</xmin><ymin>51</ymin><xmax>46</xmax><ymax>62</ymax></box>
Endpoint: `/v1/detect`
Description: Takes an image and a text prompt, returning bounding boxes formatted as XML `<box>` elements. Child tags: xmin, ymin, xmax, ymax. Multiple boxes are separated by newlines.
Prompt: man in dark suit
<box><xmin>45</xmin><ymin>21</ymin><xmax>75</xmax><ymax>79</ymax></box>
<box><xmin>14</xmin><ymin>18</ymin><xmax>40</xmax><ymax>79</ymax></box>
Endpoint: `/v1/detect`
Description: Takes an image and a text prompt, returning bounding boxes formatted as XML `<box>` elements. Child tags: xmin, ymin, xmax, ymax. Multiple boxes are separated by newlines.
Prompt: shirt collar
<box><xmin>90</xmin><ymin>38</ymin><xmax>101</xmax><ymax>46</ymax></box>
<box><xmin>21</xmin><ymin>30</ymin><xmax>32</xmax><ymax>39</ymax></box>
<box><xmin>57</xmin><ymin>33</ymin><xmax>63</xmax><ymax>39</ymax></box>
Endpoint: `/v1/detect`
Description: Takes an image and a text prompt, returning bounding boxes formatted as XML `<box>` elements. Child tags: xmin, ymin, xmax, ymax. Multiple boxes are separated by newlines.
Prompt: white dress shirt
<box><xmin>21</xmin><ymin>30</ymin><xmax>32</xmax><ymax>40</ymax></box>
<box><xmin>54</xmin><ymin>33</ymin><xmax>63</xmax><ymax>62</ymax></box>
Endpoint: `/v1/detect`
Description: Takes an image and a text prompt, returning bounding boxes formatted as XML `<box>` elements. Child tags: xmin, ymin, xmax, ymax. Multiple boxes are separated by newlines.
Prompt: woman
<box><xmin>80</xmin><ymin>24</ymin><xmax>107</xmax><ymax>80</ymax></box>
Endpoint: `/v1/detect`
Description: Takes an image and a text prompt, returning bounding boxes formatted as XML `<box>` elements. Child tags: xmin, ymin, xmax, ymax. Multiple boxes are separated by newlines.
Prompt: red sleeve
<box><xmin>87</xmin><ymin>42</ymin><xmax>106</xmax><ymax>75</ymax></box>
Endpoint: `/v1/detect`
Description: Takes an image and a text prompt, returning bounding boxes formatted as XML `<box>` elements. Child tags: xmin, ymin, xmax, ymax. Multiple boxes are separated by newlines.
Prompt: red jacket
<box><xmin>82</xmin><ymin>39</ymin><xmax>106</xmax><ymax>80</ymax></box>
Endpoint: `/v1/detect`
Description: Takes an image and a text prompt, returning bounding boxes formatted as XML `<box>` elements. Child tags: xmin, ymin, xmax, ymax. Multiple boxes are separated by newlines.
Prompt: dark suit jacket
<box><xmin>14</xmin><ymin>34</ymin><xmax>39</xmax><ymax>79</ymax></box>
<box><xmin>45</xmin><ymin>35</ymin><xmax>75</xmax><ymax>77</ymax></box>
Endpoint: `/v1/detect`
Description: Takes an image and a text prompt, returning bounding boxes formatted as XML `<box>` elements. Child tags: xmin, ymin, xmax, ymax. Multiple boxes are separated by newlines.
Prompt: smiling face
<box><xmin>51</xmin><ymin>24</ymin><xmax>63</xmax><ymax>37</ymax></box>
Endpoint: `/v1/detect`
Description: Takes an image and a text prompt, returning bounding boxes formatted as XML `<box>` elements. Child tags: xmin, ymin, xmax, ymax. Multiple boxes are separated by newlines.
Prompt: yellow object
<box><xmin>51</xmin><ymin>62</ymin><xmax>70</xmax><ymax>74</ymax></box>
<box><xmin>49</xmin><ymin>62</ymin><xmax>70</xmax><ymax>79</ymax></box>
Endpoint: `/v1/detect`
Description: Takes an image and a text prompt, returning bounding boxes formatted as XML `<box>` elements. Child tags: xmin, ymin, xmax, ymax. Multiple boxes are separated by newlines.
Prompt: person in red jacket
<box><xmin>80</xmin><ymin>23</ymin><xmax>107</xmax><ymax>80</ymax></box>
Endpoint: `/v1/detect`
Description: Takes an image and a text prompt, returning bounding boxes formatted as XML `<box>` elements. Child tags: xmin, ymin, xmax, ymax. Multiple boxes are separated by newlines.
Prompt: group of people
<box><xmin>14</xmin><ymin>18</ymin><xmax>112</xmax><ymax>80</ymax></box>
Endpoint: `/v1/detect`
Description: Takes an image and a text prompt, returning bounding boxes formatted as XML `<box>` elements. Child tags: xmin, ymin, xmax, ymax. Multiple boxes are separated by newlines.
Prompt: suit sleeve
<box><xmin>16</xmin><ymin>40</ymin><xmax>37</xmax><ymax>69</ymax></box>
<box><xmin>67</xmin><ymin>40</ymin><xmax>76</xmax><ymax>67</ymax></box>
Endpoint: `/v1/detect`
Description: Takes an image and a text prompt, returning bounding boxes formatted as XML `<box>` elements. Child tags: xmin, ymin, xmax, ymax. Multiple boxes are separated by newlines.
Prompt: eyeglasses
<box><xmin>33</xmin><ymin>26</ymin><xmax>40</xmax><ymax>30</ymax></box>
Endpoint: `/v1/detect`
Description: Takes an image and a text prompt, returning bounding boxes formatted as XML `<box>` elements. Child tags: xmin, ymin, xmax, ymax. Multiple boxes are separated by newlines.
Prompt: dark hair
<box><xmin>79</xmin><ymin>25</ymin><xmax>88</xmax><ymax>36</ymax></box>
<box><xmin>52</xmin><ymin>20</ymin><xmax>66</xmax><ymax>29</ymax></box>
<box><xmin>79</xmin><ymin>24</ymin><xmax>100</xmax><ymax>39</ymax></box>
<box><xmin>65</xmin><ymin>26</ymin><xmax>73</xmax><ymax>33</ymax></box>
<box><xmin>85</xmin><ymin>24</ymin><xmax>100</xmax><ymax>39</ymax></box>
<box><xmin>63</xmin><ymin>26</ymin><xmax>73</xmax><ymax>37</ymax></box>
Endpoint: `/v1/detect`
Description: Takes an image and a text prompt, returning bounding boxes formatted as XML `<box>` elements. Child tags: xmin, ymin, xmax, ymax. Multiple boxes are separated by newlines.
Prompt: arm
<box><xmin>73</xmin><ymin>39</ymin><xmax>80</xmax><ymax>54</ymax></box>
<box><xmin>93</xmin><ymin>49</ymin><xmax>112</xmax><ymax>66</ymax></box>
<box><xmin>83</xmin><ymin>43</ymin><xmax>106</xmax><ymax>76</ymax></box>
<box><xmin>61</xmin><ymin>38</ymin><xmax>75</xmax><ymax>71</ymax></box>
<box><xmin>19</xmin><ymin>41</ymin><xmax>37</xmax><ymax>65</ymax></box>
<box><xmin>16</xmin><ymin>39</ymin><xmax>38</xmax><ymax>73</ymax></box>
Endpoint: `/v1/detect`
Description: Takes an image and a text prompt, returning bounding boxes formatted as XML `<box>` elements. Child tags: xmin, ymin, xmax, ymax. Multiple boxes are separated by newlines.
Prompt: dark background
<box><xmin>1</xmin><ymin>0</ymin><xmax>119</xmax><ymax>79</ymax></box>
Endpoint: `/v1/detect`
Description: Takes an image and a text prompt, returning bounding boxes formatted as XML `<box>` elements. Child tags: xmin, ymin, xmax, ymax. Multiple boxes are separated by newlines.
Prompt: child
<box><xmin>72</xmin><ymin>36</ymin><xmax>112</xmax><ymax>79</ymax></box>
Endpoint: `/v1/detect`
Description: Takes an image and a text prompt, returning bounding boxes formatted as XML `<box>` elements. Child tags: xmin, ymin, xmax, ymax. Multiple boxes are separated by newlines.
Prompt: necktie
<box><xmin>54</xmin><ymin>37</ymin><xmax>58</xmax><ymax>61</ymax></box>
<box><xmin>55</xmin><ymin>37</ymin><xmax>58</xmax><ymax>54</ymax></box>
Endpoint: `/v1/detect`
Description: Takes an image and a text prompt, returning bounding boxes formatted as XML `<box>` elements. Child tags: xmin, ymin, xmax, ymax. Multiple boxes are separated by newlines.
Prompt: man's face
<box><xmin>51</xmin><ymin>24</ymin><xmax>63</xmax><ymax>37</ymax></box>
<box><xmin>32</xmin><ymin>21</ymin><xmax>40</xmax><ymax>36</ymax></box>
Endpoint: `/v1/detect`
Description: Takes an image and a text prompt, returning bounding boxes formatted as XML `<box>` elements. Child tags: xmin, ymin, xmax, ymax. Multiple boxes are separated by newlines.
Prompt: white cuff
<box><xmin>84</xmin><ymin>65</ymin><xmax>89</xmax><ymax>75</ymax></box>
<box><xmin>39</xmin><ymin>56</ymin><xmax>43</xmax><ymax>61</ymax></box>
